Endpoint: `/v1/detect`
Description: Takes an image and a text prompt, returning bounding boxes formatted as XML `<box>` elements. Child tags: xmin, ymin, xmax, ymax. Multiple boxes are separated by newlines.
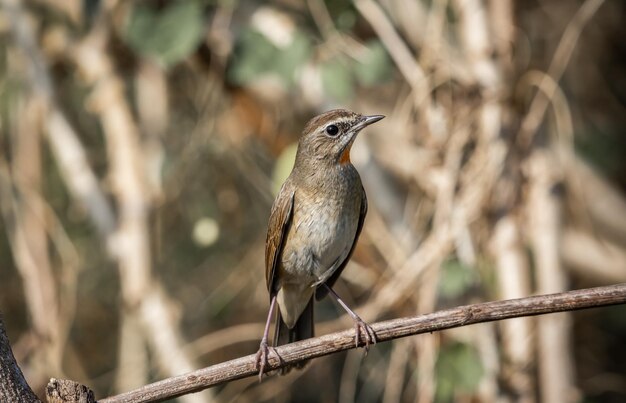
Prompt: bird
<box><xmin>255</xmin><ymin>109</ymin><xmax>384</xmax><ymax>377</ymax></box>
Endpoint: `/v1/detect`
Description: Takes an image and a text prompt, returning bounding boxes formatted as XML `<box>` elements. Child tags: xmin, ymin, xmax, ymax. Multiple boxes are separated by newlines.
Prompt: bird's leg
<box><xmin>255</xmin><ymin>295</ymin><xmax>278</xmax><ymax>380</ymax></box>
<box><xmin>323</xmin><ymin>284</ymin><xmax>377</xmax><ymax>352</ymax></box>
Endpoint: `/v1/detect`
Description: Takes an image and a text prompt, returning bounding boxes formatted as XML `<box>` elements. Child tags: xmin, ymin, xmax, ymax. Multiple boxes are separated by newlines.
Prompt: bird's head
<box><xmin>295</xmin><ymin>109</ymin><xmax>384</xmax><ymax>167</ymax></box>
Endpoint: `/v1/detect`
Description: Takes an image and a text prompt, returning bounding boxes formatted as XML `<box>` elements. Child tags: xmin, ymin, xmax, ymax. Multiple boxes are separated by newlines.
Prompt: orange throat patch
<box><xmin>339</xmin><ymin>145</ymin><xmax>352</xmax><ymax>165</ymax></box>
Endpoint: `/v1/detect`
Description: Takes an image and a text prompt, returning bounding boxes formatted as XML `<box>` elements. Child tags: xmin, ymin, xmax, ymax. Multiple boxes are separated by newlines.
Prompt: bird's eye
<box><xmin>325</xmin><ymin>124</ymin><xmax>339</xmax><ymax>136</ymax></box>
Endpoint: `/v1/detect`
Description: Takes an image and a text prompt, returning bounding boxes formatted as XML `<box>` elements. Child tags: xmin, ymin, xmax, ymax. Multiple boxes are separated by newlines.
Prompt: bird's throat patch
<box><xmin>339</xmin><ymin>145</ymin><xmax>352</xmax><ymax>165</ymax></box>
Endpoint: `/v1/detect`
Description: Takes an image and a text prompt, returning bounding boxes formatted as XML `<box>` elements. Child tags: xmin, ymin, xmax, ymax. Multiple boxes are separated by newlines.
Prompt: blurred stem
<box><xmin>307</xmin><ymin>0</ymin><xmax>368</xmax><ymax>60</ymax></box>
<box><xmin>490</xmin><ymin>216</ymin><xmax>535</xmax><ymax>402</ymax></box>
<box><xmin>8</xmin><ymin>96</ymin><xmax>62</xmax><ymax>383</ymax></box>
<box><xmin>114</xmin><ymin>313</ymin><xmax>148</xmax><ymax>394</ymax></box>
<box><xmin>518</xmin><ymin>0</ymin><xmax>605</xmax><ymax>147</ymax></box>
<box><xmin>453</xmin><ymin>0</ymin><xmax>499</xmax><ymax>89</ymax></box>
<box><xmin>562</xmin><ymin>229</ymin><xmax>626</xmax><ymax>284</ymax></box>
<box><xmin>528</xmin><ymin>150</ymin><xmax>576</xmax><ymax>402</ymax></box>
<box><xmin>354</xmin><ymin>0</ymin><xmax>430</xmax><ymax>104</ymax></box>
<box><xmin>415</xmin><ymin>333</ymin><xmax>437</xmax><ymax>403</ymax></box>
<box><xmin>136</xmin><ymin>60</ymin><xmax>167</xmax><ymax>203</ymax></box>
<box><xmin>338</xmin><ymin>350</ymin><xmax>363</xmax><ymax>403</ymax></box>
<box><xmin>1</xmin><ymin>0</ymin><xmax>116</xmax><ymax>237</ymax></box>
<box><xmin>382</xmin><ymin>339</ymin><xmax>410</xmax><ymax>403</ymax></box>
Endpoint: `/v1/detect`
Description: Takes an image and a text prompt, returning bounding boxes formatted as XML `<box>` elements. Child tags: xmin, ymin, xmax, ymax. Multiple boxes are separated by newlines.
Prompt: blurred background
<box><xmin>0</xmin><ymin>0</ymin><xmax>625</xmax><ymax>402</ymax></box>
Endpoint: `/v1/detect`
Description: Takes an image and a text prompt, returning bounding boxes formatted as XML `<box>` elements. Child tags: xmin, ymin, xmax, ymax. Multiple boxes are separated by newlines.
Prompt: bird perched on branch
<box><xmin>256</xmin><ymin>109</ymin><xmax>384</xmax><ymax>377</ymax></box>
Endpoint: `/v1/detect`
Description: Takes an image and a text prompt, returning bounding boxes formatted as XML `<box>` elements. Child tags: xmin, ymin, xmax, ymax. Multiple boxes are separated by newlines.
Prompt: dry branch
<box><xmin>98</xmin><ymin>284</ymin><xmax>626</xmax><ymax>403</ymax></box>
<box><xmin>46</xmin><ymin>379</ymin><xmax>95</xmax><ymax>403</ymax></box>
<box><xmin>0</xmin><ymin>317</ymin><xmax>40</xmax><ymax>403</ymax></box>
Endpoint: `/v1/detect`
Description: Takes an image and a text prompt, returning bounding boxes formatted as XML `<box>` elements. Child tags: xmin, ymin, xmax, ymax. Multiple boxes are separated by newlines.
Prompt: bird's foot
<box><xmin>353</xmin><ymin>319</ymin><xmax>377</xmax><ymax>354</ymax></box>
<box><xmin>255</xmin><ymin>339</ymin><xmax>278</xmax><ymax>381</ymax></box>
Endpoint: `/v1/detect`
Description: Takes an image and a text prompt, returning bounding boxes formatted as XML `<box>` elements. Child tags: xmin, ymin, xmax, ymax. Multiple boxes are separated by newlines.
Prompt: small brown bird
<box><xmin>256</xmin><ymin>109</ymin><xmax>384</xmax><ymax>376</ymax></box>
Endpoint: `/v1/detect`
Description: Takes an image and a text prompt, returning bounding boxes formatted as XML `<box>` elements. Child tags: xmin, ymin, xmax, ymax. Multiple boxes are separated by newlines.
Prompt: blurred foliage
<box><xmin>271</xmin><ymin>142</ymin><xmax>298</xmax><ymax>195</ymax></box>
<box><xmin>229</xmin><ymin>29</ymin><xmax>312</xmax><ymax>86</ymax></box>
<box><xmin>125</xmin><ymin>0</ymin><xmax>204</xmax><ymax>67</ymax></box>
<box><xmin>320</xmin><ymin>42</ymin><xmax>392</xmax><ymax>101</ymax></box>
<box><xmin>229</xmin><ymin>28</ymin><xmax>391</xmax><ymax>101</ymax></box>
<box><xmin>575</xmin><ymin>127</ymin><xmax>626</xmax><ymax>189</ymax></box>
<box><xmin>438</xmin><ymin>259</ymin><xmax>479</xmax><ymax>300</ymax></box>
<box><xmin>321</xmin><ymin>57</ymin><xmax>354</xmax><ymax>101</ymax></box>
<box><xmin>354</xmin><ymin>41</ymin><xmax>393</xmax><ymax>86</ymax></box>
<box><xmin>436</xmin><ymin>342</ymin><xmax>484</xmax><ymax>402</ymax></box>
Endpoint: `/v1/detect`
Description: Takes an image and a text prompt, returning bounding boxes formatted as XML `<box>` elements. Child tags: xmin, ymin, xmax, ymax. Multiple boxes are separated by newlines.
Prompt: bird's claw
<box><xmin>255</xmin><ymin>340</ymin><xmax>277</xmax><ymax>381</ymax></box>
<box><xmin>353</xmin><ymin>319</ymin><xmax>377</xmax><ymax>354</ymax></box>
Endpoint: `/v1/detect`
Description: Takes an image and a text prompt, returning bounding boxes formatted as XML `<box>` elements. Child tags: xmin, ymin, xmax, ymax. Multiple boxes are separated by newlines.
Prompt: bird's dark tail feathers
<box><xmin>274</xmin><ymin>297</ymin><xmax>314</xmax><ymax>374</ymax></box>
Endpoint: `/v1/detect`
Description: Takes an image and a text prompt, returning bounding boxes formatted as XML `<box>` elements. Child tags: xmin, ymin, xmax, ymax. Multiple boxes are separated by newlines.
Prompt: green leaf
<box><xmin>436</xmin><ymin>342</ymin><xmax>484</xmax><ymax>402</ymax></box>
<box><xmin>125</xmin><ymin>1</ymin><xmax>204</xmax><ymax>67</ymax></box>
<box><xmin>321</xmin><ymin>58</ymin><xmax>354</xmax><ymax>101</ymax></box>
<box><xmin>354</xmin><ymin>40</ymin><xmax>393</xmax><ymax>86</ymax></box>
<box><xmin>438</xmin><ymin>259</ymin><xmax>477</xmax><ymax>299</ymax></box>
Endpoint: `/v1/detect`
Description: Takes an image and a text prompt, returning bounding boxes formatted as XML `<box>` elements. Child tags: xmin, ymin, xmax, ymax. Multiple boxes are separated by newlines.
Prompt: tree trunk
<box><xmin>0</xmin><ymin>316</ymin><xmax>41</xmax><ymax>403</ymax></box>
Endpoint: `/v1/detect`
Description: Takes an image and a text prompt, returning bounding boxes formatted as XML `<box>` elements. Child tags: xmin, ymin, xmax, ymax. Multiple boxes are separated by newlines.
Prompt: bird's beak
<box><xmin>339</xmin><ymin>114</ymin><xmax>385</xmax><ymax>164</ymax></box>
<box><xmin>353</xmin><ymin>114</ymin><xmax>385</xmax><ymax>132</ymax></box>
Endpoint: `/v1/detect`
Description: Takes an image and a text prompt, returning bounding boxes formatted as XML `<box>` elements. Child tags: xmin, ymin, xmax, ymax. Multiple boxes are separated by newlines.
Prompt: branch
<box><xmin>0</xmin><ymin>316</ymin><xmax>41</xmax><ymax>402</ymax></box>
<box><xmin>99</xmin><ymin>284</ymin><xmax>626</xmax><ymax>403</ymax></box>
<box><xmin>46</xmin><ymin>379</ymin><xmax>95</xmax><ymax>403</ymax></box>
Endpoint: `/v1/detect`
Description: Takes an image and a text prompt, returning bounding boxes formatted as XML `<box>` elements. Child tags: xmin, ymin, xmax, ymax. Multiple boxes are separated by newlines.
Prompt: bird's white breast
<box><xmin>280</xmin><ymin>182</ymin><xmax>360</xmax><ymax>285</ymax></box>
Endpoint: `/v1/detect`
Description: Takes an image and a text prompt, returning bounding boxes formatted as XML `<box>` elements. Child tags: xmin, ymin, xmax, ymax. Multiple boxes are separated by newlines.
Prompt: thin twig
<box><xmin>99</xmin><ymin>284</ymin><xmax>626</xmax><ymax>403</ymax></box>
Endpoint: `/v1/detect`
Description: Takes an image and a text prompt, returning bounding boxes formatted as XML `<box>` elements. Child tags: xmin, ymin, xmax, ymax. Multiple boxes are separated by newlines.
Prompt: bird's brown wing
<box><xmin>265</xmin><ymin>184</ymin><xmax>295</xmax><ymax>298</ymax></box>
<box><xmin>315</xmin><ymin>185</ymin><xmax>367</xmax><ymax>300</ymax></box>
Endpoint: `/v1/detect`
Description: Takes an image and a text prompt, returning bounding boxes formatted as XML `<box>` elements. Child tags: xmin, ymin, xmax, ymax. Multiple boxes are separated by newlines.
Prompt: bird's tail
<box><xmin>274</xmin><ymin>297</ymin><xmax>314</xmax><ymax>374</ymax></box>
